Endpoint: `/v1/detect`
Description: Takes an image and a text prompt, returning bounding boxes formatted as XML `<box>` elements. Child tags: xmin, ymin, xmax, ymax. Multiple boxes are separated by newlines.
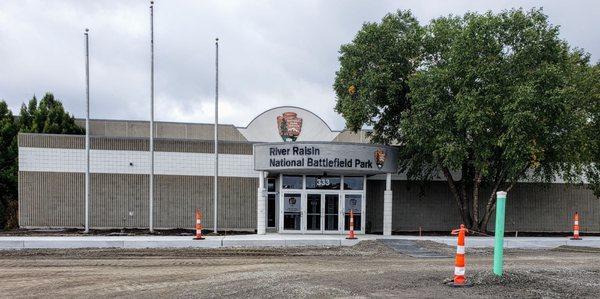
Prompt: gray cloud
<box><xmin>1</xmin><ymin>0</ymin><xmax>598</xmax><ymax>130</ymax></box>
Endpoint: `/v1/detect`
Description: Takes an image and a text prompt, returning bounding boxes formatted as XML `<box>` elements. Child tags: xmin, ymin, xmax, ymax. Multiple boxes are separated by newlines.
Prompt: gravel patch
<box><xmin>0</xmin><ymin>240</ymin><xmax>598</xmax><ymax>298</ymax></box>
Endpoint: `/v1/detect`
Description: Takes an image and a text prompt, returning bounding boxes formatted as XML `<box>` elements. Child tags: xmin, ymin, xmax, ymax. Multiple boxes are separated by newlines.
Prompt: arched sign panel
<box><xmin>254</xmin><ymin>142</ymin><xmax>398</xmax><ymax>174</ymax></box>
<box><xmin>239</xmin><ymin>106</ymin><xmax>339</xmax><ymax>142</ymax></box>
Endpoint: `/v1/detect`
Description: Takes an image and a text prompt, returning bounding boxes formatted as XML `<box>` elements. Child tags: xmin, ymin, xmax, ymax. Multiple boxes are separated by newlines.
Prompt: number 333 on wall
<box><xmin>316</xmin><ymin>178</ymin><xmax>330</xmax><ymax>187</ymax></box>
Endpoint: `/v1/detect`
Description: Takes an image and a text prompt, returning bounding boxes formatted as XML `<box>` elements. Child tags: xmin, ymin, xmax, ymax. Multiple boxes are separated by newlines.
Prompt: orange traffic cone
<box><xmin>193</xmin><ymin>209</ymin><xmax>205</xmax><ymax>240</ymax></box>
<box><xmin>346</xmin><ymin>209</ymin><xmax>357</xmax><ymax>240</ymax></box>
<box><xmin>570</xmin><ymin>212</ymin><xmax>582</xmax><ymax>240</ymax></box>
<box><xmin>448</xmin><ymin>224</ymin><xmax>472</xmax><ymax>287</ymax></box>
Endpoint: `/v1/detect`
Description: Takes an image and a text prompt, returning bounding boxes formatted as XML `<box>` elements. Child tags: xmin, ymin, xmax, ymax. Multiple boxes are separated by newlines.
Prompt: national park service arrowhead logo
<box><xmin>277</xmin><ymin>112</ymin><xmax>302</xmax><ymax>142</ymax></box>
<box><xmin>374</xmin><ymin>148</ymin><xmax>386</xmax><ymax>169</ymax></box>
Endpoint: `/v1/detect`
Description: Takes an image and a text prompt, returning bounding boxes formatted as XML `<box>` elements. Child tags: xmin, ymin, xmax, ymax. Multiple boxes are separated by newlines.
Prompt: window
<box><xmin>306</xmin><ymin>194</ymin><xmax>321</xmax><ymax>231</ymax></box>
<box><xmin>306</xmin><ymin>176</ymin><xmax>341</xmax><ymax>190</ymax></box>
<box><xmin>267</xmin><ymin>178</ymin><xmax>276</xmax><ymax>192</ymax></box>
<box><xmin>283</xmin><ymin>193</ymin><xmax>301</xmax><ymax>230</ymax></box>
<box><xmin>343</xmin><ymin>176</ymin><xmax>364</xmax><ymax>190</ymax></box>
<box><xmin>344</xmin><ymin>194</ymin><xmax>362</xmax><ymax>231</ymax></box>
<box><xmin>324</xmin><ymin>194</ymin><xmax>339</xmax><ymax>231</ymax></box>
<box><xmin>267</xmin><ymin>194</ymin><xmax>276</xmax><ymax>228</ymax></box>
<box><xmin>282</xmin><ymin>175</ymin><xmax>303</xmax><ymax>189</ymax></box>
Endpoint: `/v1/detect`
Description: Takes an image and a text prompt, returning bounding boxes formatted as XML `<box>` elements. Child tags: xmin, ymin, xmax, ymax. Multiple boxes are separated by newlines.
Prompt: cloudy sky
<box><xmin>1</xmin><ymin>0</ymin><xmax>598</xmax><ymax>129</ymax></box>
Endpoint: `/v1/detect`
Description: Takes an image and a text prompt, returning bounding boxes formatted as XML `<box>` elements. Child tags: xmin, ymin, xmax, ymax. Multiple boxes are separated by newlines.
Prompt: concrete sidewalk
<box><xmin>399</xmin><ymin>235</ymin><xmax>600</xmax><ymax>249</ymax></box>
<box><xmin>0</xmin><ymin>234</ymin><xmax>598</xmax><ymax>250</ymax></box>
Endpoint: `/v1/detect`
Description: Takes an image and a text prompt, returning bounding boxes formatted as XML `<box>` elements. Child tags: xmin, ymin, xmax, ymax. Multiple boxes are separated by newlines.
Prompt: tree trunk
<box><xmin>460</xmin><ymin>164</ymin><xmax>474</xmax><ymax>228</ymax></box>
<box><xmin>472</xmin><ymin>170</ymin><xmax>482</xmax><ymax>230</ymax></box>
<box><xmin>476</xmin><ymin>167</ymin><xmax>506</xmax><ymax>232</ymax></box>
<box><xmin>441</xmin><ymin>166</ymin><xmax>471</xmax><ymax>227</ymax></box>
<box><xmin>480</xmin><ymin>201</ymin><xmax>496</xmax><ymax>232</ymax></box>
<box><xmin>460</xmin><ymin>177</ymin><xmax>471</xmax><ymax>227</ymax></box>
<box><xmin>478</xmin><ymin>167</ymin><xmax>524</xmax><ymax>232</ymax></box>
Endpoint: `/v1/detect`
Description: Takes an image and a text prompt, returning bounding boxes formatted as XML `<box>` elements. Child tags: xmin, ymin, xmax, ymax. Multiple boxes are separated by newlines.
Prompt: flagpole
<box><xmin>213</xmin><ymin>38</ymin><xmax>219</xmax><ymax>234</ymax></box>
<box><xmin>84</xmin><ymin>28</ymin><xmax>90</xmax><ymax>234</ymax></box>
<box><xmin>149</xmin><ymin>1</ymin><xmax>155</xmax><ymax>233</ymax></box>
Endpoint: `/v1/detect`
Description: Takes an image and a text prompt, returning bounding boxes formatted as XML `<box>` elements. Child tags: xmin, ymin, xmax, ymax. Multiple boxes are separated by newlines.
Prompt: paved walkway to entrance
<box><xmin>0</xmin><ymin>234</ymin><xmax>598</xmax><ymax>250</ymax></box>
<box><xmin>379</xmin><ymin>239</ymin><xmax>450</xmax><ymax>258</ymax></box>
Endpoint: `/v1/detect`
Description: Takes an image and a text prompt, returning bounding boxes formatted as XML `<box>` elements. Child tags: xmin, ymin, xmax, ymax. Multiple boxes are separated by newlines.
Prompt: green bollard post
<box><xmin>493</xmin><ymin>191</ymin><xmax>507</xmax><ymax>276</ymax></box>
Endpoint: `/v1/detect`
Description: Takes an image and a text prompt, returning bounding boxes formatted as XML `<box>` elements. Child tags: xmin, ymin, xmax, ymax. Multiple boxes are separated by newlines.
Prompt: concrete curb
<box><xmin>0</xmin><ymin>236</ymin><xmax>598</xmax><ymax>250</ymax></box>
<box><xmin>0</xmin><ymin>236</ymin><xmax>362</xmax><ymax>250</ymax></box>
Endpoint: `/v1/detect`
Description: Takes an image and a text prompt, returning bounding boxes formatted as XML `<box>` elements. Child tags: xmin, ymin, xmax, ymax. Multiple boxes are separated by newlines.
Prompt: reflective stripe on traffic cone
<box><xmin>570</xmin><ymin>212</ymin><xmax>582</xmax><ymax>240</ymax></box>
<box><xmin>194</xmin><ymin>209</ymin><xmax>205</xmax><ymax>240</ymax></box>
<box><xmin>346</xmin><ymin>209</ymin><xmax>357</xmax><ymax>240</ymax></box>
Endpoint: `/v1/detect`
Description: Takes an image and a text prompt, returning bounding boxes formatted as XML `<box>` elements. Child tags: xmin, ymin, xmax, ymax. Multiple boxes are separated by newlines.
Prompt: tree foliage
<box><xmin>334</xmin><ymin>10</ymin><xmax>424</xmax><ymax>143</ymax></box>
<box><xmin>19</xmin><ymin>93</ymin><xmax>84</xmax><ymax>135</ymax></box>
<box><xmin>0</xmin><ymin>101</ymin><xmax>19</xmax><ymax>228</ymax></box>
<box><xmin>335</xmin><ymin>9</ymin><xmax>598</xmax><ymax>231</ymax></box>
<box><xmin>582</xmin><ymin>64</ymin><xmax>600</xmax><ymax>197</ymax></box>
<box><xmin>0</xmin><ymin>93</ymin><xmax>83</xmax><ymax>229</ymax></box>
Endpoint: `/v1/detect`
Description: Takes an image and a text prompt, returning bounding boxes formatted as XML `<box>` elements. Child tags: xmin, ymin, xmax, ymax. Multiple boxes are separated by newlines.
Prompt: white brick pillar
<box><xmin>383</xmin><ymin>173</ymin><xmax>393</xmax><ymax>236</ymax></box>
<box><xmin>257</xmin><ymin>171</ymin><xmax>266</xmax><ymax>235</ymax></box>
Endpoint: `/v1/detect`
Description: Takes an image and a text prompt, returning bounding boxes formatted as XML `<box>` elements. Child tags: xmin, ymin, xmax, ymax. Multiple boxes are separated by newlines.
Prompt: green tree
<box><xmin>335</xmin><ymin>9</ymin><xmax>596</xmax><ymax>231</ymax></box>
<box><xmin>334</xmin><ymin>10</ymin><xmax>424</xmax><ymax>143</ymax></box>
<box><xmin>0</xmin><ymin>93</ymin><xmax>83</xmax><ymax>229</ymax></box>
<box><xmin>583</xmin><ymin>64</ymin><xmax>600</xmax><ymax>197</ymax></box>
<box><xmin>0</xmin><ymin>101</ymin><xmax>19</xmax><ymax>228</ymax></box>
<box><xmin>19</xmin><ymin>93</ymin><xmax>84</xmax><ymax>134</ymax></box>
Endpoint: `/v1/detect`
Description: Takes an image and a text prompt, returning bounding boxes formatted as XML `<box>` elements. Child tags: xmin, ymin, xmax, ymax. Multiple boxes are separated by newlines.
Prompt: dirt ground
<box><xmin>0</xmin><ymin>241</ymin><xmax>598</xmax><ymax>298</ymax></box>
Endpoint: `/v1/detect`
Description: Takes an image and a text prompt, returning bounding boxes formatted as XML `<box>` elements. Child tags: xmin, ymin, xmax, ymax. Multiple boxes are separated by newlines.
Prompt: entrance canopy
<box><xmin>254</xmin><ymin>142</ymin><xmax>398</xmax><ymax>175</ymax></box>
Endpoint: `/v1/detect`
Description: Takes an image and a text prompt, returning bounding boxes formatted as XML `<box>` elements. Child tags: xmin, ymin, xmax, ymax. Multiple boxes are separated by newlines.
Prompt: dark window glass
<box><xmin>284</xmin><ymin>214</ymin><xmax>301</xmax><ymax>230</ymax></box>
<box><xmin>324</xmin><ymin>194</ymin><xmax>339</xmax><ymax>231</ymax></box>
<box><xmin>282</xmin><ymin>175</ymin><xmax>303</xmax><ymax>189</ymax></box>
<box><xmin>343</xmin><ymin>176</ymin><xmax>364</xmax><ymax>190</ymax></box>
<box><xmin>306</xmin><ymin>176</ymin><xmax>341</xmax><ymax>190</ymax></box>
<box><xmin>344</xmin><ymin>214</ymin><xmax>362</xmax><ymax>231</ymax></box>
<box><xmin>306</xmin><ymin>194</ymin><xmax>321</xmax><ymax>231</ymax></box>
<box><xmin>267</xmin><ymin>178</ymin><xmax>276</xmax><ymax>192</ymax></box>
<box><xmin>267</xmin><ymin>194</ymin><xmax>276</xmax><ymax>228</ymax></box>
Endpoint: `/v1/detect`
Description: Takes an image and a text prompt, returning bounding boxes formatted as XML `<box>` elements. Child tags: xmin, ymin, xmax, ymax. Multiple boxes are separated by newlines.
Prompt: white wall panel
<box><xmin>19</xmin><ymin>147</ymin><xmax>257</xmax><ymax>178</ymax></box>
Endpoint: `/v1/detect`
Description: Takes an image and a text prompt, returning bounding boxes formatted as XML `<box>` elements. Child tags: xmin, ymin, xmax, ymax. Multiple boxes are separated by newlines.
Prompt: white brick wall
<box><xmin>19</xmin><ymin>147</ymin><xmax>258</xmax><ymax>178</ymax></box>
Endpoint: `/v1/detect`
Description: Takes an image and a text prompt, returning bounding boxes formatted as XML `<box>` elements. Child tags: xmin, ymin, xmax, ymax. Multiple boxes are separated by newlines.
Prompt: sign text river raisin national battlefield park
<box><xmin>269</xmin><ymin>146</ymin><xmax>374</xmax><ymax>168</ymax></box>
<box><xmin>253</xmin><ymin>142</ymin><xmax>398</xmax><ymax>173</ymax></box>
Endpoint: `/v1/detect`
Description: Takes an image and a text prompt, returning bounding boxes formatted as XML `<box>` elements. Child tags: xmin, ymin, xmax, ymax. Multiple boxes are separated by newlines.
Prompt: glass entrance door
<box><xmin>302</xmin><ymin>193</ymin><xmax>340</xmax><ymax>233</ymax></box>
<box><xmin>283</xmin><ymin>193</ymin><xmax>301</xmax><ymax>231</ymax></box>
<box><xmin>279</xmin><ymin>174</ymin><xmax>366</xmax><ymax>234</ymax></box>
<box><xmin>306</xmin><ymin>194</ymin><xmax>321</xmax><ymax>231</ymax></box>
<box><xmin>324</xmin><ymin>194</ymin><xmax>339</xmax><ymax>231</ymax></box>
<box><xmin>344</xmin><ymin>194</ymin><xmax>362</xmax><ymax>232</ymax></box>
